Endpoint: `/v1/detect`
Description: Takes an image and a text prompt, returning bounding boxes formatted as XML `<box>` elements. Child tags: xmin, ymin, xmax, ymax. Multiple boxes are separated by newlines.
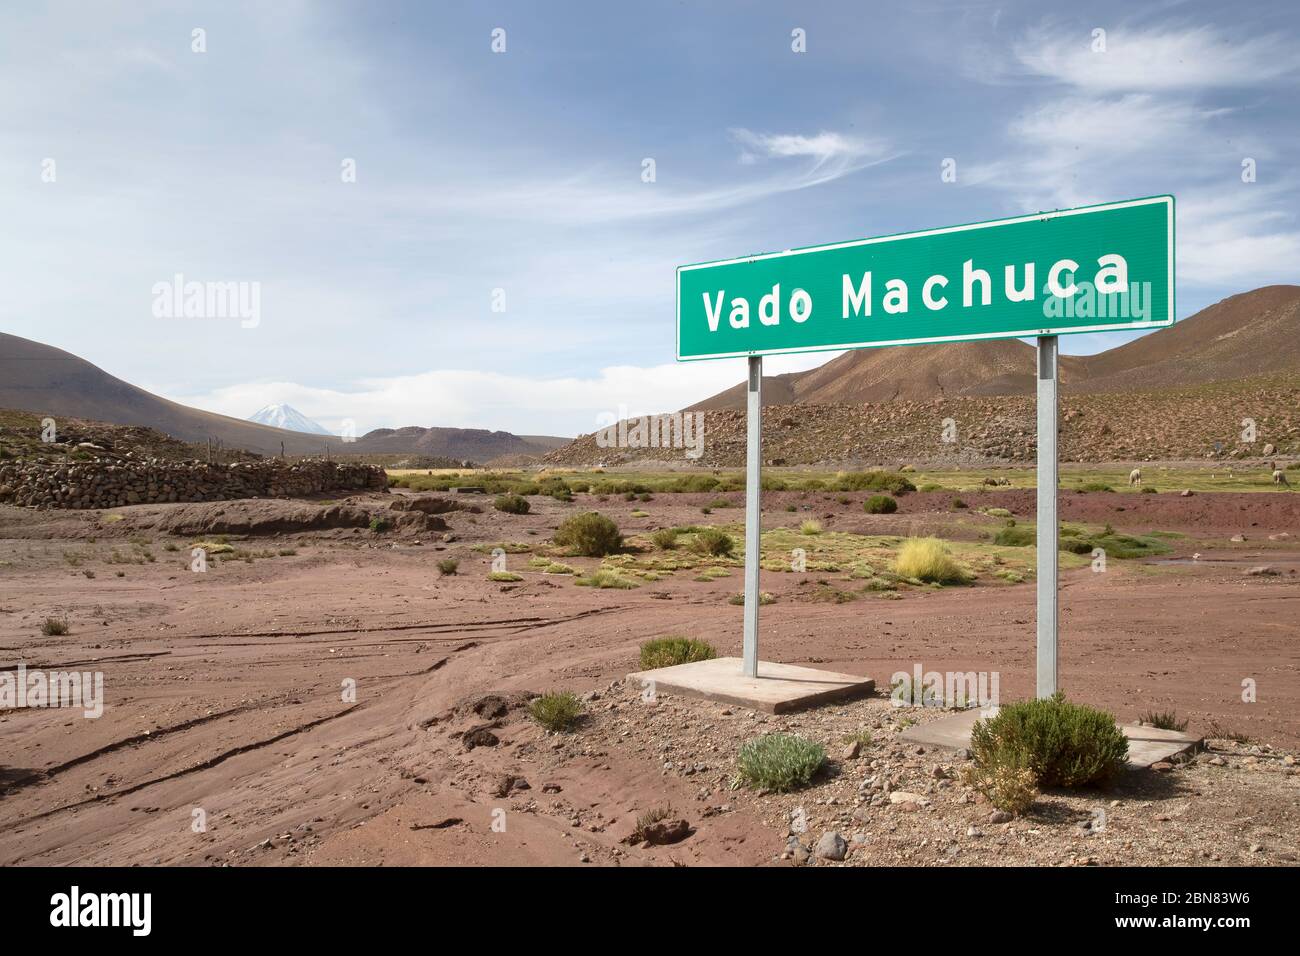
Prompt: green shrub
<box><xmin>970</xmin><ymin>694</ymin><xmax>1129</xmax><ymax>788</ymax></box>
<box><xmin>706</xmin><ymin>497</ymin><xmax>733</xmax><ymax>509</ymax></box>
<box><xmin>554</xmin><ymin>512</ymin><xmax>623</xmax><ymax>556</ymax></box>
<box><xmin>736</xmin><ymin>734</ymin><xmax>826</xmax><ymax>792</ymax></box>
<box><xmin>691</xmin><ymin>528</ymin><xmax>735</xmax><ymax>557</ymax></box>
<box><xmin>488</xmin><ymin>570</ymin><xmax>522</xmax><ymax>582</ymax></box>
<box><xmin>639</xmin><ymin>636</ymin><xmax>718</xmax><ymax>669</ymax></box>
<box><xmin>1077</xmin><ymin>482</ymin><xmax>1113</xmax><ymax>493</ymax></box>
<box><xmin>799</xmin><ymin>519</ymin><xmax>823</xmax><ymax>535</ymax></box>
<box><xmin>665</xmin><ymin>474</ymin><xmax>720</xmax><ymax>493</ymax></box>
<box><xmin>494</xmin><ymin>494</ymin><xmax>530</xmax><ymax>514</ymax></box>
<box><xmin>41</xmin><ymin>615</ymin><xmax>69</xmax><ymax>636</ymax></box>
<box><xmin>368</xmin><ymin>516</ymin><xmax>391</xmax><ymax>533</ymax></box>
<box><xmin>993</xmin><ymin>525</ymin><xmax>1034</xmax><ymax>546</ymax></box>
<box><xmin>649</xmin><ymin>527</ymin><xmax>679</xmax><ymax>550</ymax></box>
<box><xmin>528</xmin><ymin>691</ymin><xmax>583</xmax><ymax>732</ymax></box>
<box><xmin>573</xmin><ymin>569</ymin><xmax>638</xmax><ymax>589</ymax></box>
<box><xmin>892</xmin><ymin>537</ymin><xmax>970</xmax><ymax>584</ymax></box>
<box><xmin>1140</xmin><ymin>486</ymin><xmax>1157</xmax><ymax>494</ymax></box>
<box><xmin>919</xmin><ymin>483</ymin><xmax>942</xmax><ymax>492</ymax></box>
<box><xmin>437</xmin><ymin>558</ymin><xmax>458</xmax><ymax>576</ymax></box>
<box><xmin>952</xmin><ymin>498</ymin><xmax>968</xmax><ymax>509</ymax></box>
<box><xmin>1140</xmin><ymin>710</ymin><xmax>1187</xmax><ymax>731</ymax></box>
<box><xmin>864</xmin><ymin>494</ymin><xmax>897</xmax><ymax>514</ymax></box>
<box><xmin>832</xmin><ymin>471</ymin><xmax>916</xmax><ymax>495</ymax></box>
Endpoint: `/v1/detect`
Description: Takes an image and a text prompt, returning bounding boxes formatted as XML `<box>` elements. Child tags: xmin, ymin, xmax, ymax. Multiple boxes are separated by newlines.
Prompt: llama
<box><xmin>1128</xmin><ymin>468</ymin><xmax>1142</xmax><ymax>487</ymax></box>
<box><xmin>1274</xmin><ymin>469</ymin><xmax>1290</xmax><ymax>488</ymax></box>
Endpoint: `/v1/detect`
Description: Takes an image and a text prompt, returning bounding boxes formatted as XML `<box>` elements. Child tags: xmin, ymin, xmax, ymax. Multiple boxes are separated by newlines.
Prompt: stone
<box><xmin>989</xmin><ymin>810</ymin><xmax>1013</xmax><ymax>824</ymax></box>
<box><xmin>815</xmin><ymin>831</ymin><xmax>848</xmax><ymax>861</ymax></box>
<box><xmin>842</xmin><ymin>740</ymin><xmax>861</xmax><ymax>760</ymax></box>
<box><xmin>642</xmin><ymin>819</ymin><xmax>691</xmax><ymax>845</ymax></box>
<box><xmin>1151</xmin><ymin>761</ymin><xmax>1173</xmax><ymax>772</ymax></box>
<box><xmin>1230</xmin><ymin>534</ymin><xmax>1246</xmax><ymax>543</ymax></box>
<box><xmin>889</xmin><ymin>790</ymin><xmax>927</xmax><ymax>805</ymax></box>
<box><xmin>1244</xmin><ymin>566</ymin><xmax>1279</xmax><ymax>576</ymax></box>
<box><xmin>462</xmin><ymin>727</ymin><xmax>499</xmax><ymax>749</ymax></box>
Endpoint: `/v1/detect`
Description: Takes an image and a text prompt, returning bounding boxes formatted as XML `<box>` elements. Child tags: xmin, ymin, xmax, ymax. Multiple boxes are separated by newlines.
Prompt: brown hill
<box><xmin>0</xmin><ymin>333</ymin><xmax>567</xmax><ymax>461</ymax></box>
<box><xmin>688</xmin><ymin>286</ymin><xmax>1300</xmax><ymax>410</ymax></box>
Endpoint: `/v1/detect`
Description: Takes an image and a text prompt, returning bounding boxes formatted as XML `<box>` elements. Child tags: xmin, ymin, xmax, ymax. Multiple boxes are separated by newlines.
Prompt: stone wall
<box><xmin>0</xmin><ymin>456</ymin><xmax>388</xmax><ymax>510</ymax></box>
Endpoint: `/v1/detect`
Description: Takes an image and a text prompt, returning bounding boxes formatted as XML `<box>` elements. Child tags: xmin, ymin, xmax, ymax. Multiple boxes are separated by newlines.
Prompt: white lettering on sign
<box><xmin>702</xmin><ymin>255</ymin><xmax>1129</xmax><ymax>329</ymax></box>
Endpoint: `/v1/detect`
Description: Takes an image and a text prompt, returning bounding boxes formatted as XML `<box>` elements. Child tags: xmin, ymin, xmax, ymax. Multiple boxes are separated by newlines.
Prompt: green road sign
<box><xmin>676</xmin><ymin>195</ymin><xmax>1173</xmax><ymax>361</ymax></box>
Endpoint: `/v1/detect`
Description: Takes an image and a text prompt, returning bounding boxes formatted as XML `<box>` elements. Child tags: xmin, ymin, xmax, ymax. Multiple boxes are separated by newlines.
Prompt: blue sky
<box><xmin>2</xmin><ymin>1</ymin><xmax>1297</xmax><ymax>437</ymax></box>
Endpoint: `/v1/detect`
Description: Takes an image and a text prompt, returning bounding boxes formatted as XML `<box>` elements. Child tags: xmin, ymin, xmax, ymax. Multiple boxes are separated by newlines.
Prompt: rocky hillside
<box><xmin>545</xmin><ymin>376</ymin><xmax>1300</xmax><ymax>467</ymax></box>
<box><xmin>689</xmin><ymin>286</ymin><xmax>1300</xmax><ymax>411</ymax></box>
<box><xmin>0</xmin><ymin>333</ymin><xmax>569</xmax><ymax>459</ymax></box>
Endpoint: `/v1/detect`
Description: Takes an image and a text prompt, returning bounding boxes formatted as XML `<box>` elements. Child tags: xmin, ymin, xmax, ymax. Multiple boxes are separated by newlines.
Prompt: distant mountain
<box><xmin>248</xmin><ymin>403</ymin><xmax>331</xmax><ymax>435</ymax></box>
<box><xmin>0</xmin><ymin>333</ymin><xmax>569</xmax><ymax>460</ymax></box>
<box><xmin>687</xmin><ymin>286</ymin><xmax>1300</xmax><ymax>410</ymax></box>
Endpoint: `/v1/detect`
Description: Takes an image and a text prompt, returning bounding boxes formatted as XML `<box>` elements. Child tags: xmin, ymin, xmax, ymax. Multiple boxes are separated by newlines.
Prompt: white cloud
<box><xmin>1176</xmin><ymin>187</ymin><xmax>1300</xmax><ymax>286</ymax></box>
<box><xmin>158</xmin><ymin>352</ymin><xmax>836</xmax><ymax>439</ymax></box>
<box><xmin>1013</xmin><ymin>24</ymin><xmax>1300</xmax><ymax>92</ymax></box>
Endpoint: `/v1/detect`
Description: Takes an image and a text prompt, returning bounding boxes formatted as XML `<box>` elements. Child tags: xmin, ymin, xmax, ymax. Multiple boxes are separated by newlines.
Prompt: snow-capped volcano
<box><xmin>247</xmin><ymin>404</ymin><xmax>332</xmax><ymax>435</ymax></box>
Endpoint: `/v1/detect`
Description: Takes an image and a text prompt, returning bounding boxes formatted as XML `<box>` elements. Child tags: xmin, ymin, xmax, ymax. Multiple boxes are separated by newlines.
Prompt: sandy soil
<box><xmin>0</xmin><ymin>487</ymin><xmax>1296</xmax><ymax>866</ymax></box>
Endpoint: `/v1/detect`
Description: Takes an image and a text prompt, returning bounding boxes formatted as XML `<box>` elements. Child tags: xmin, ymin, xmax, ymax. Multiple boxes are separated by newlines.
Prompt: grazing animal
<box><xmin>1128</xmin><ymin>468</ymin><xmax>1142</xmax><ymax>487</ymax></box>
<box><xmin>1274</xmin><ymin>469</ymin><xmax>1290</xmax><ymax>488</ymax></box>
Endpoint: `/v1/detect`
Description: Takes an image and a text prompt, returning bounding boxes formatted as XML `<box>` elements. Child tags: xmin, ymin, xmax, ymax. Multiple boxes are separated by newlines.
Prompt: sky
<box><xmin>1</xmin><ymin>0</ymin><xmax>1297</xmax><ymax>438</ymax></box>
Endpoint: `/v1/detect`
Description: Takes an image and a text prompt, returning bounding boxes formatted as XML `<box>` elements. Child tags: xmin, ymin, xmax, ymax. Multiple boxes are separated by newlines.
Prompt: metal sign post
<box><xmin>742</xmin><ymin>354</ymin><xmax>762</xmax><ymax>678</ymax></box>
<box><xmin>1036</xmin><ymin>335</ymin><xmax>1059</xmax><ymax>698</ymax></box>
<box><xmin>676</xmin><ymin>197</ymin><xmax>1173</xmax><ymax>691</ymax></box>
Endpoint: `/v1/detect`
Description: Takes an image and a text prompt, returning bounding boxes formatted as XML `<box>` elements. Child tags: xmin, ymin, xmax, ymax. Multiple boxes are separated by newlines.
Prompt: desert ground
<box><xmin>1</xmin><ymin>469</ymin><xmax>1298</xmax><ymax>867</ymax></box>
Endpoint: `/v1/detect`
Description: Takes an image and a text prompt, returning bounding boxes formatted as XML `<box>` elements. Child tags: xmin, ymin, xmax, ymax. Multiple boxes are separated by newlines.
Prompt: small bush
<box><xmin>1078</xmin><ymin>482</ymin><xmax>1113</xmax><ymax>493</ymax></box>
<box><xmin>970</xmin><ymin>694</ymin><xmax>1129</xmax><ymax>788</ymax></box>
<box><xmin>629</xmin><ymin>805</ymin><xmax>676</xmax><ymax>844</ymax></box>
<box><xmin>832</xmin><ymin>471</ymin><xmax>916</xmax><ymax>495</ymax></box>
<box><xmin>864</xmin><ymin>494</ymin><xmax>897</xmax><ymax>514</ymax></box>
<box><xmin>960</xmin><ymin>760</ymin><xmax>1039</xmax><ymax>815</ymax></box>
<box><xmin>993</xmin><ymin>525</ymin><xmax>1034</xmax><ymax>547</ymax></box>
<box><xmin>728</xmin><ymin>590</ymin><xmax>774</xmax><ymax>606</ymax></box>
<box><xmin>528</xmin><ymin>691</ymin><xmax>583</xmax><ymax>732</ymax></box>
<box><xmin>799</xmin><ymin>519</ymin><xmax>823</xmax><ymax>535</ymax></box>
<box><xmin>573</xmin><ymin>569</ymin><xmax>638</xmax><ymax>589</ymax></box>
<box><xmin>369</xmin><ymin>516</ymin><xmax>391</xmax><ymax>534</ymax></box>
<box><xmin>554</xmin><ymin>512</ymin><xmax>622</xmax><ymax>556</ymax></box>
<box><xmin>1141</xmin><ymin>486</ymin><xmax>1157</xmax><ymax>494</ymax></box>
<box><xmin>494</xmin><ymin>494</ymin><xmax>530</xmax><ymax>514</ymax></box>
<box><xmin>952</xmin><ymin>498</ymin><xmax>968</xmax><ymax>509</ymax></box>
<box><xmin>1140</xmin><ymin>710</ymin><xmax>1187</xmax><ymax>731</ymax></box>
<box><xmin>691</xmin><ymin>528</ymin><xmax>735</xmax><ymax>557</ymax></box>
<box><xmin>736</xmin><ymin>734</ymin><xmax>826</xmax><ymax>792</ymax></box>
<box><xmin>437</xmin><ymin>558</ymin><xmax>459</xmax><ymax>576</ymax></box>
<box><xmin>649</xmin><ymin>527</ymin><xmax>679</xmax><ymax>550</ymax></box>
<box><xmin>706</xmin><ymin>497</ymin><xmax>733</xmax><ymax>509</ymax></box>
<box><xmin>639</xmin><ymin>636</ymin><xmax>718</xmax><ymax>669</ymax></box>
<box><xmin>892</xmin><ymin>537</ymin><xmax>970</xmax><ymax>584</ymax></box>
<box><xmin>488</xmin><ymin>570</ymin><xmax>522</xmax><ymax>582</ymax></box>
<box><xmin>41</xmin><ymin>615</ymin><xmax>69</xmax><ymax>636</ymax></box>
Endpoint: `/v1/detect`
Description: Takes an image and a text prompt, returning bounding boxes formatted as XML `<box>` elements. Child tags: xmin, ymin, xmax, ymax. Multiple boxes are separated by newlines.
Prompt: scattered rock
<box><xmin>1150</xmin><ymin>761</ymin><xmax>1174</xmax><ymax>772</ymax></box>
<box><xmin>989</xmin><ymin>810</ymin><xmax>1013</xmax><ymax>824</ymax></box>
<box><xmin>462</xmin><ymin>727</ymin><xmax>500</xmax><ymax>749</ymax></box>
<box><xmin>815</xmin><ymin>831</ymin><xmax>848</xmax><ymax>861</ymax></box>
<box><xmin>642</xmin><ymin>819</ymin><xmax>691</xmax><ymax>845</ymax></box>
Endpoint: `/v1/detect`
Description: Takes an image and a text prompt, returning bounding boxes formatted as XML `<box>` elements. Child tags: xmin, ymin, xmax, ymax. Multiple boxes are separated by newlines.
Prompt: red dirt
<box><xmin>0</xmin><ymin>488</ymin><xmax>1296</xmax><ymax>866</ymax></box>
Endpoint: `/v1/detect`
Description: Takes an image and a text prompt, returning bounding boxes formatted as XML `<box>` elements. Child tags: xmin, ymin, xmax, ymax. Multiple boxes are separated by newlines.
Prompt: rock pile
<box><xmin>0</xmin><ymin>456</ymin><xmax>387</xmax><ymax>510</ymax></box>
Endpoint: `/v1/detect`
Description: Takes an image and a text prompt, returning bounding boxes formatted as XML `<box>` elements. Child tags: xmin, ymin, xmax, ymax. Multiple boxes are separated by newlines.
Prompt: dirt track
<box><xmin>1</xmin><ymin>488</ymin><xmax>1297</xmax><ymax>866</ymax></box>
